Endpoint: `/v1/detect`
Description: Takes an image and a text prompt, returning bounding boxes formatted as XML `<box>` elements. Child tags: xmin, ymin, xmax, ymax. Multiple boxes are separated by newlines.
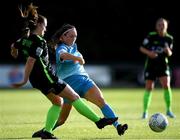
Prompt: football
<box><xmin>149</xmin><ymin>113</ymin><xmax>168</xmax><ymax>132</ymax></box>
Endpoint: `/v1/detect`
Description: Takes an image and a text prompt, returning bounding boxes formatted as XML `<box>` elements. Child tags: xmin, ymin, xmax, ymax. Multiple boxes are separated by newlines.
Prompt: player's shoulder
<box><xmin>165</xmin><ymin>33</ymin><xmax>173</xmax><ymax>40</ymax></box>
<box><xmin>29</xmin><ymin>34</ymin><xmax>46</xmax><ymax>44</ymax></box>
<box><xmin>58</xmin><ymin>43</ymin><xmax>66</xmax><ymax>49</ymax></box>
<box><xmin>28</xmin><ymin>34</ymin><xmax>37</xmax><ymax>42</ymax></box>
<box><xmin>72</xmin><ymin>43</ymin><xmax>77</xmax><ymax>49</ymax></box>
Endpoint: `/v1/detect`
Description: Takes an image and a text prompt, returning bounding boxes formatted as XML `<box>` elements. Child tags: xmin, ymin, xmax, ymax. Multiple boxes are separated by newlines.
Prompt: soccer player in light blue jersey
<box><xmin>52</xmin><ymin>24</ymin><xmax>128</xmax><ymax>136</ymax></box>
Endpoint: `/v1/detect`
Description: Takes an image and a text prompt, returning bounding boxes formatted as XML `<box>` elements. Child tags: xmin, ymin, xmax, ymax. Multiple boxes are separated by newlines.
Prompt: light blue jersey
<box><xmin>56</xmin><ymin>43</ymin><xmax>94</xmax><ymax>99</ymax></box>
<box><xmin>56</xmin><ymin>43</ymin><xmax>88</xmax><ymax>79</ymax></box>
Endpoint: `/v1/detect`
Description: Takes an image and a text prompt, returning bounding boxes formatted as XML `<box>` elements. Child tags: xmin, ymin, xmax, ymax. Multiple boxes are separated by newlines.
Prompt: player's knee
<box><xmin>63</xmin><ymin>85</ymin><xmax>80</xmax><ymax>101</ymax></box>
<box><xmin>70</xmin><ymin>91</ymin><xmax>80</xmax><ymax>99</ymax></box>
<box><xmin>161</xmin><ymin>82</ymin><xmax>170</xmax><ymax>88</ymax></box>
<box><xmin>162</xmin><ymin>85</ymin><xmax>170</xmax><ymax>89</ymax></box>
<box><xmin>52</xmin><ymin>96</ymin><xmax>64</xmax><ymax>106</ymax></box>
<box><xmin>146</xmin><ymin>85</ymin><xmax>153</xmax><ymax>91</ymax></box>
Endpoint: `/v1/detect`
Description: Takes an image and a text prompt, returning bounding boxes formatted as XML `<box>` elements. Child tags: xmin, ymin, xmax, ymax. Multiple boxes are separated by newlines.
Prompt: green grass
<box><xmin>0</xmin><ymin>88</ymin><xmax>180</xmax><ymax>140</ymax></box>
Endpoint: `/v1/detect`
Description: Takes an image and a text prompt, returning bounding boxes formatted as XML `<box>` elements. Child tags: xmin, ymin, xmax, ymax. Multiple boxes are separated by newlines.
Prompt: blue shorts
<box><xmin>63</xmin><ymin>75</ymin><xmax>95</xmax><ymax>104</ymax></box>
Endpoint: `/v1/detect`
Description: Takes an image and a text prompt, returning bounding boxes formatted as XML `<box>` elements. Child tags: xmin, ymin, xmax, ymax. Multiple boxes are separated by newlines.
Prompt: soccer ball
<box><xmin>149</xmin><ymin>113</ymin><xmax>168</xmax><ymax>132</ymax></box>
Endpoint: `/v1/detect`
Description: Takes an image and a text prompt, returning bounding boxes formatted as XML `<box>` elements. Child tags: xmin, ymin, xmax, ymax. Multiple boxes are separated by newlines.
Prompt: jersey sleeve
<box><xmin>13</xmin><ymin>39</ymin><xmax>21</xmax><ymax>49</ymax></box>
<box><xmin>168</xmin><ymin>36</ymin><xmax>174</xmax><ymax>50</ymax></box>
<box><xmin>141</xmin><ymin>34</ymin><xmax>151</xmax><ymax>49</ymax></box>
<box><xmin>56</xmin><ymin>45</ymin><xmax>68</xmax><ymax>62</ymax></box>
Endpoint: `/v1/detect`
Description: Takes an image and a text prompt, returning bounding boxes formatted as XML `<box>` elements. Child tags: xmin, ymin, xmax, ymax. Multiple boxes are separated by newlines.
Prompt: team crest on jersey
<box><xmin>36</xmin><ymin>47</ymin><xmax>43</xmax><ymax>56</ymax></box>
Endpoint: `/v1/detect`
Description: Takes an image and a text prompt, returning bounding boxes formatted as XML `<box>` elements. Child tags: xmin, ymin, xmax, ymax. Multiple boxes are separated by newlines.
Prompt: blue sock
<box><xmin>101</xmin><ymin>104</ymin><xmax>119</xmax><ymax>128</ymax></box>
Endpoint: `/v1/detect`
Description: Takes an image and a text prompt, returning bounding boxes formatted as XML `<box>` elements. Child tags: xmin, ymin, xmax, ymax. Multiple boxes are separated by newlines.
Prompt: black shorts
<box><xmin>144</xmin><ymin>66</ymin><xmax>170</xmax><ymax>81</ymax></box>
<box><xmin>30</xmin><ymin>78</ymin><xmax>67</xmax><ymax>95</ymax></box>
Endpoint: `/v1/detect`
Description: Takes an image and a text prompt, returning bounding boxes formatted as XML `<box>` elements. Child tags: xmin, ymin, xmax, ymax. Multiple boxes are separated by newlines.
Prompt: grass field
<box><xmin>0</xmin><ymin>88</ymin><xmax>180</xmax><ymax>140</ymax></box>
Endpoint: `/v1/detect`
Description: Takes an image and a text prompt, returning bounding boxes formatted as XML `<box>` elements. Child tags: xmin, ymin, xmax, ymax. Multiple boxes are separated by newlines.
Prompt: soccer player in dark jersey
<box><xmin>140</xmin><ymin>18</ymin><xmax>175</xmax><ymax>119</ymax></box>
<box><xmin>11</xmin><ymin>5</ymin><xmax>117</xmax><ymax>140</ymax></box>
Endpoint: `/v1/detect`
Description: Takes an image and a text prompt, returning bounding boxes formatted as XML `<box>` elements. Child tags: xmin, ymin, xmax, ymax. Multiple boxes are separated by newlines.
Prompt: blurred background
<box><xmin>0</xmin><ymin>0</ymin><xmax>180</xmax><ymax>88</ymax></box>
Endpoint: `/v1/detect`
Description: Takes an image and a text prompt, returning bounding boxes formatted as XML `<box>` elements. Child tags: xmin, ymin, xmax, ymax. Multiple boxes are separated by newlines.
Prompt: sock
<box><xmin>72</xmin><ymin>98</ymin><xmax>100</xmax><ymax>122</ymax></box>
<box><xmin>44</xmin><ymin>105</ymin><xmax>61</xmax><ymax>133</ymax></box>
<box><xmin>143</xmin><ymin>90</ymin><xmax>152</xmax><ymax>113</ymax></box>
<box><xmin>101</xmin><ymin>104</ymin><xmax>119</xmax><ymax>128</ymax></box>
<box><xmin>52</xmin><ymin>122</ymin><xmax>60</xmax><ymax>131</ymax></box>
<box><xmin>164</xmin><ymin>88</ymin><xmax>172</xmax><ymax>112</ymax></box>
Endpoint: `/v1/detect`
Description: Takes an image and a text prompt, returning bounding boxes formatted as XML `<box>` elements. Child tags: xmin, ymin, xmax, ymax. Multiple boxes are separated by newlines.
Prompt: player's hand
<box><xmin>78</xmin><ymin>58</ymin><xmax>85</xmax><ymax>65</ymax></box>
<box><xmin>164</xmin><ymin>43</ymin><xmax>172</xmax><ymax>56</ymax></box>
<box><xmin>148</xmin><ymin>51</ymin><xmax>158</xmax><ymax>59</ymax></box>
<box><xmin>164</xmin><ymin>46</ymin><xmax>170</xmax><ymax>53</ymax></box>
<box><xmin>74</xmin><ymin>57</ymin><xmax>85</xmax><ymax>65</ymax></box>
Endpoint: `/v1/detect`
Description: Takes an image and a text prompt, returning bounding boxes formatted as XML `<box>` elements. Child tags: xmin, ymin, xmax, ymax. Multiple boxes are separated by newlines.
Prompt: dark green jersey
<box><xmin>141</xmin><ymin>31</ymin><xmax>173</xmax><ymax>69</ymax></box>
<box><xmin>13</xmin><ymin>34</ymin><xmax>66</xmax><ymax>95</ymax></box>
<box><xmin>13</xmin><ymin>36</ymin><xmax>32</xmax><ymax>63</ymax></box>
<box><xmin>26</xmin><ymin>34</ymin><xmax>58</xmax><ymax>88</ymax></box>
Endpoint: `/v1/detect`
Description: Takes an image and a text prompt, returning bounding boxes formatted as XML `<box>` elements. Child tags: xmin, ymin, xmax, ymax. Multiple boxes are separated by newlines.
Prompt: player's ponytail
<box><xmin>18</xmin><ymin>3</ymin><xmax>38</xmax><ymax>34</ymax></box>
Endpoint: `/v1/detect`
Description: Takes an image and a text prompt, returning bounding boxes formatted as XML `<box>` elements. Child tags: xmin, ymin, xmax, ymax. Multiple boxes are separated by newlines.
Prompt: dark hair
<box><xmin>48</xmin><ymin>24</ymin><xmax>75</xmax><ymax>54</ymax></box>
<box><xmin>51</xmin><ymin>24</ymin><xmax>75</xmax><ymax>44</ymax></box>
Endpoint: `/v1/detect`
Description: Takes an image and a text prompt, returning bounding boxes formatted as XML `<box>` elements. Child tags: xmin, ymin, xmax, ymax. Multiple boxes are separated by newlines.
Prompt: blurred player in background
<box><xmin>140</xmin><ymin>18</ymin><xmax>175</xmax><ymax>119</ymax></box>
